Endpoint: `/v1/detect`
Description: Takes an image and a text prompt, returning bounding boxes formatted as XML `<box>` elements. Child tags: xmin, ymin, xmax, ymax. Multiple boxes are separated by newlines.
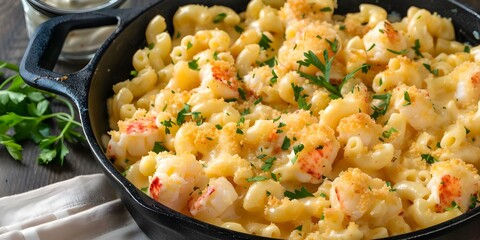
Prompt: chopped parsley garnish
<box><xmin>130</xmin><ymin>70</ymin><xmax>138</xmax><ymax>77</ymax></box>
<box><xmin>291</xmin><ymin>144</ymin><xmax>304</xmax><ymax>164</ymax></box>
<box><xmin>213</xmin><ymin>13</ymin><xmax>227</xmax><ymax>23</ymax></box>
<box><xmin>270</xmin><ymin>69</ymin><xmax>278</xmax><ymax>85</ymax></box>
<box><xmin>236</xmin><ymin>128</ymin><xmax>244</xmax><ymax>135</ymax></box>
<box><xmin>319</xmin><ymin>193</ymin><xmax>327</xmax><ymax>198</ymax></box>
<box><xmin>271</xmin><ymin>172</ymin><xmax>279</xmax><ymax>181</ymax></box>
<box><xmin>187</xmin><ymin>41</ymin><xmax>193</xmax><ymax>50</ymax></box>
<box><xmin>320</xmin><ymin>7</ymin><xmax>332</xmax><ymax>12</ymax></box>
<box><xmin>254</xmin><ymin>97</ymin><xmax>263</xmax><ymax>105</ymax></box>
<box><xmin>466</xmin><ymin>127</ymin><xmax>471</xmax><ymax>134</ymax></box>
<box><xmin>263</xmin><ymin>57</ymin><xmax>278</xmax><ymax>67</ymax></box>
<box><xmin>147</xmin><ymin>43</ymin><xmax>155</xmax><ymax>50</ymax></box>
<box><xmin>246</xmin><ymin>176</ymin><xmax>269</xmax><ymax>182</ymax></box>
<box><xmin>153</xmin><ymin>142</ymin><xmax>168</xmax><ymax>153</ymax></box>
<box><xmin>295</xmin><ymin>225</ymin><xmax>303</xmax><ymax>231</ymax></box>
<box><xmin>188</xmin><ymin>58</ymin><xmax>200</xmax><ymax>70</ymax></box>
<box><xmin>386</xmin><ymin>181</ymin><xmax>397</xmax><ymax>192</ymax></box>
<box><xmin>213</xmin><ymin>51</ymin><xmax>220</xmax><ymax>60</ymax></box>
<box><xmin>423</xmin><ymin>63</ymin><xmax>439</xmax><ymax>76</ymax></box>
<box><xmin>412</xmin><ymin>39</ymin><xmax>424</xmax><ymax>58</ymax></box>
<box><xmin>343</xmin><ymin>63</ymin><xmax>371</xmax><ymax>83</ymax></box>
<box><xmin>234</xmin><ymin>25</ymin><xmax>244</xmax><ymax>33</ymax></box>
<box><xmin>469</xmin><ymin>194</ymin><xmax>479</xmax><ymax>210</ymax></box>
<box><xmin>284</xmin><ymin>187</ymin><xmax>314</xmax><ymax>199</ymax></box>
<box><xmin>141</xmin><ymin>187</ymin><xmax>149</xmax><ymax>193</ymax></box>
<box><xmin>259</xmin><ymin>33</ymin><xmax>273</xmax><ymax>50</ymax></box>
<box><xmin>445</xmin><ymin>201</ymin><xmax>459</xmax><ymax>211</ymax></box>
<box><xmin>291</xmin><ymin>83</ymin><xmax>312</xmax><ymax>110</ymax></box>
<box><xmin>160</xmin><ymin>119</ymin><xmax>175</xmax><ymax>134</ymax></box>
<box><xmin>382</xmin><ymin>127</ymin><xmax>398</xmax><ymax>138</ymax></box>
<box><xmin>464</xmin><ymin>45</ymin><xmax>471</xmax><ymax>53</ymax></box>
<box><xmin>371</xmin><ymin>93</ymin><xmax>392</xmax><ymax>120</ymax></box>
<box><xmin>261</xmin><ymin>157</ymin><xmax>277</xmax><ymax>171</ymax></box>
<box><xmin>238</xmin><ymin>87</ymin><xmax>247</xmax><ymax>100</ymax></box>
<box><xmin>297</xmin><ymin>49</ymin><xmax>342</xmax><ymax>99</ymax></box>
<box><xmin>176</xmin><ymin>104</ymin><xmax>191</xmax><ymax>125</ymax></box>
<box><xmin>281</xmin><ymin>136</ymin><xmax>291</xmax><ymax>150</ymax></box>
<box><xmin>403</xmin><ymin>91</ymin><xmax>411</xmax><ymax>106</ymax></box>
<box><xmin>387</xmin><ymin>48</ymin><xmax>408</xmax><ymax>55</ymax></box>
<box><xmin>421</xmin><ymin>154</ymin><xmax>438</xmax><ymax>165</ymax></box>
<box><xmin>367</xmin><ymin>43</ymin><xmax>376</xmax><ymax>52</ymax></box>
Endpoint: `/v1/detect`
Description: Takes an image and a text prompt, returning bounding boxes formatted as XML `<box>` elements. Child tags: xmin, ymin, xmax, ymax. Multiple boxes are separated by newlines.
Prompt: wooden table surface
<box><xmin>1</xmin><ymin>0</ymin><xmax>480</xmax><ymax>198</ymax></box>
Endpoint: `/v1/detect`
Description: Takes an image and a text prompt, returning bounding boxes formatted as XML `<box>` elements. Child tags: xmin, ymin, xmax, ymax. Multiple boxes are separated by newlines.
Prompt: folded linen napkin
<box><xmin>0</xmin><ymin>174</ymin><xmax>149</xmax><ymax>240</ymax></box>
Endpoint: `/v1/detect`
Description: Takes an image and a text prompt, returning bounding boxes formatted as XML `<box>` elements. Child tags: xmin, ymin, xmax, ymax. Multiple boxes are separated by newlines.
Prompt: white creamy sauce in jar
<box><xmin>21</xmin><ymin>0</ymin><xmax>129</xmax><ymax>62</ymax></box>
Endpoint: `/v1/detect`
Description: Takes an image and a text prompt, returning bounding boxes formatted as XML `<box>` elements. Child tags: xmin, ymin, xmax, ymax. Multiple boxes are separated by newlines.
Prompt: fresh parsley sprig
<box><xmin>0</xmin><ymin>61</ymin><xmax>85</xmax><ymax>165</ymax></box>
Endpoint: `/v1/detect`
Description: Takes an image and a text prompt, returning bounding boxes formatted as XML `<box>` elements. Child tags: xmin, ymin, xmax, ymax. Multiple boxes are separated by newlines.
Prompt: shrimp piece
<box><xmin>188</xmin><ymin>177</ymin><xmax>238</xmax><ymax>220</ymax></box>
<box><xmin>363</xmin><ymin>20</ymin><xmax>409</xmax><ymax>65</ymax></box>
<box><xmin>275</xmin><ymin>124</ymin><xmax>340</xmax><ymax>184</ymax></box>
<box><xmin>426</xmin><ymin>159</ymin><xmax>480</xmax><ymax>212</ymax></box>
<box><xmin>148</xmin><ymin>153</ymin><xmax>207</xmax><ymax>211</ymax></box>
<box><xmin>199</xmin><ymin>60</ymin><xmax>239</xmax><ymax>99</ymax></box>
<box><xmin>107</xmin><ymin>113</ymin><xmax>162</xmax><ymax>169</ymax></box>
<box><xmin>452</xmin><ymin>62</ymin><xmax>480</xmax><ymax>108</ymax></box>
<box><xmin>330</xmin><ymin>168</ymin><xmax>402</xmax><ymax>222</ymax></box>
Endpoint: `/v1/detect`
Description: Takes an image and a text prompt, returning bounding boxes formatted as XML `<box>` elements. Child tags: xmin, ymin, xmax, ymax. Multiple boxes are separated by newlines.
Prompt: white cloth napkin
<box><xmin>0</xmin><ymin>174</ymin><xmax>149</xmax><ymax>240</ymax></box>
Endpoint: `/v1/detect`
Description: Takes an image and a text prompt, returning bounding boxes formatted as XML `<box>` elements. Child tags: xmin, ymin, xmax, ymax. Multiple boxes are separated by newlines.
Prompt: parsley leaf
<box><xmin>259</xmin><ymin>33</ymin><xmax>273</xmax><ymax>50</ymax></box>
<box><xmin>188</xmin><ymin>58</ymin><xmax>200</xmax><ymax>70</ymax></box>
<box><xmin>246</xmin><ymin>176</ymin><xmax>269</xmax><ymax>182</ymax></box>
<box><xmin>403</xmin><ymin>91</ymin><xmax>411</xmax><ymax>106</ymax></box>
<box><xmin>371</xmin><ymin>93</ymin><xmax>392</xmax><ymax>120</ymax></box>
<box><xmin>387</xmin><ymin>48</ymin><xmax>408</xmax><ymax>55</ymax></box>
<box><xmin>261</xmin><ymin>157</ymin><xmax>277</xmax><ymax>171</ymax></box>
<box><xmin>281</xmin><ymin>136</ymin><xmax>291</xmax><ymax>150</ymax></box>
<box><xmin>382</xmin><ymin>127</ymin><xmax>398</xmax><ymax>138</ymax></box>
<box><xmin>421</xmin><ymin>154</ymin><xmax>438</xmax><ymax>165</ymax></box>
<box><xmin>213</xmin><ymin>13</ymin><xmax>227</xmax><ymax>23</ymax></box>
<box><xmin>423</xmin><ymin>63</ymin><xmax>439</xmax><ymax>76</ymax></box>
<box><xmin>297</xmin><ymin>50</ymin><xmax>342</xmax><ymax>99</ymax></box>
<box><xmin>152</xmin><ymin>142</ymin><xmax>168</xmax><ymax>153</ymax></box>
<box><xmin>0</xmin><ymin>62</ymin><xmax>84</xmax><ymax>165</ymax></box>
<box><xmin>176</xmin><ymin>104</ymin><xmax>191</xmax><ymax>125</ymax></box>
<box><xmin>284</xmin><ymin>187</ymin><xmax>314</xmax><ymax>199</ymax></box>
<box><xmin>234</xmin><ymin>25</ymin><xmax>244</xmax><ymax>33</ymax></box>
<box><xmin>412</xmin><ymin>39</ymin><xmax>424</xmax><ymax>58</ymax></box>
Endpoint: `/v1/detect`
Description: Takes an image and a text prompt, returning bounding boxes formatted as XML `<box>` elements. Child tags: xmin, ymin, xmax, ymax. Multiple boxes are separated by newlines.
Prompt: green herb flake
<box><xmin>387</xmin><ymin>48</ymin><xmax>408</xmax><ymax>55</ymax></box>
<box><xmin>176</xmin><ymin>104</ymin><xmax>191</xmax><ymax>125</ymax></box>
<box><xmin>215</xmin><ymin>124</ymin><xmax>223</xmax><ymax>130</ymax></box>
<box><xmin>234</xmin><ymin>25</ymin><xmax>244</xmax><ymax>33</ymax></box>
<box><xmin>259</xmin><ymin>33</ymin><xmax>273</xmax><ymax>50</ymax></box>
<box><xmin>320</xmin><ymin>7</ymin><xmax>332</xmax><ymax>12</ymax></box>
<box><xmin>469</xmin><ymin>194</ymin><xmax>479</xmax><ymax>210</ymax></box>
<box><xmin>319</xmin><ymin>193</ymin><xmax>327</xmax><ymax>198</ymax></box>
<box><xmin>403</xmin><ymin>91</ymin><xmax>411</xmax><ymax>106</ymax></box>
<box><xmin>371</xmin><ymin>93</ymin><xmax>392</xmax><ymax>120</ymax></box>
<box><xmin>445</xmin><ymin>201</ymin><xmax>459</xmax><ymax>211</ymax></box>
<box><xmin>284</xmin><ymin>187</ymin><xmax>314</xmax><ymax>200</ymax></box>
<box><xmin>254</xmin><ymin>97</ymin><xmax>263</xmax><ymax>105</ymax></box>
<box><xmin>297</xmin><ymin>50</ymin><xmax>342</xmax><ymax>99</ymax></box>
<box><xmin>423</xmin><ymin>63</ymin><xmax>439</xmax><ymax>76</ymax></box>
<box><xmin>464</xmin><ymin>45</ymin><xmax>471</xmax><ymax>53</ymax></box>
<box><xmin>187</xmin><ymin>41</ymin><xmax>193</xmax><ymax>50</ymax></box>
<box><xmin>270</xmin><ymin>69</ymin><xmax>278</xmax><ymax>86</ymax></box>
<box><xmin>261</xmin><ymin>157</ymin><xmax>277</xmax><ymax>171</ymax></box>
<box><xmin>130</xmin><ymin>70</ymin><xmax>138</xmax><ymax>77</ymax></box>
<box><xmin>421</xmin><ymin>154</ymin><xmax>438</xmax><ymax>165</ymax></box>
<box><xmin>412</xmin><ymin>39</ymin><xmax>424</xmax><ymax>58</ymax></box>
<box><xmin>246</xmin><ymin>176</ymin><xmax>269</xmax><ymax>182</ymax></box>
<box><xmin>382</xmin><ymin>127</ymin><xmax>398</xmax><ymax>138</ymax></box>
<box><xmin>188</xmin><ymin>58</ymin><xmax>200</xmax><ymax>70</ymax></box>
<box><xmin>386</xmin><ymin>181</ymin><xmax>397</xmax><ymax>192</ymax></box>
<box><xmin>238</xmin><ymin>88</ymin><xmax>247</xmax><ymax>100</ymax></box>
<box><xmin>153</xmin><ymin>142</ymin><xmax>168</xmax><ymax>153</ymax></box>
<box><xmin>281</xmin><ymin>136</ymin><xmax>291</xmax><ymax>151</ymax></box>
<box><xmin>295</xmin><ymin>225</ymin><xmax>303</xmax><ymax>231</ymax></box>
<box><xmin>213</xmin><ymin>13</ymin><xmax>227</xmax><ymax>23</ymax></box>
<box><xmin>367</xmin><ymin>43</ymin><xmax>376</xmax><ymax>52</ymax></box>
<box><xmin>141</xmin><ymin>187</ymin><xmax>149</xmax><ymax>193</ymax></box>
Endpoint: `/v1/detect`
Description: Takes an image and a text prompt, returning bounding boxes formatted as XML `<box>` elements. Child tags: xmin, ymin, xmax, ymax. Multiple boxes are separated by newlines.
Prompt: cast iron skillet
<box><xmin>20</xmin><ymin>0</ymin><xmax>480</xmax><ymax>239</ymax></box>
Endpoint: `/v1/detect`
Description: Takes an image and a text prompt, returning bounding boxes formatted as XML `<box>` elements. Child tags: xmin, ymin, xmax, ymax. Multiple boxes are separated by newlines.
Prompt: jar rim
<box><xmin>25</xmin><ymin>0</ymin><xmax>126</xmax><ymax>17</ymax></box>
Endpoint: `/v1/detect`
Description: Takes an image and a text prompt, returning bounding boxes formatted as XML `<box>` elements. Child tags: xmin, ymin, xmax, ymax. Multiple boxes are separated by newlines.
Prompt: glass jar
<box><xmin>21</xmin><ymin>0</ymin><xmax>131</xmax><ymax>63</ymax></box>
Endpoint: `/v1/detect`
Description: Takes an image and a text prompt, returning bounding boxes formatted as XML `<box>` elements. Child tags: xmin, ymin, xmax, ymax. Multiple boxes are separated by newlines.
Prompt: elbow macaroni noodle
<box><xmin>105</xmin><ymin>0</ymin><xmax>480</xmax><ymax>238</ymax></box>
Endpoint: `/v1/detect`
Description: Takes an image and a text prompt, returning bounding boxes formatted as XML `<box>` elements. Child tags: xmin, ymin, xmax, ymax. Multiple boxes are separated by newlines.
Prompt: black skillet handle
<box><xmin>19</xmin><ymin>5</ymin><xmax>152</xmax><ymax>107</ymax></box>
